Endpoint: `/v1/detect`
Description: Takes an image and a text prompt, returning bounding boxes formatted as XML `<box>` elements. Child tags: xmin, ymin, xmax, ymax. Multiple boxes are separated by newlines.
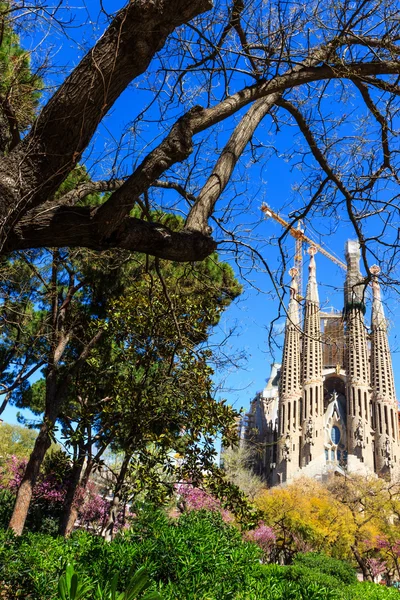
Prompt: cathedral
<box><xmin>239</xmin><ymin>240</ymin><xmax>400</xmax><ymax>484</ymax></box>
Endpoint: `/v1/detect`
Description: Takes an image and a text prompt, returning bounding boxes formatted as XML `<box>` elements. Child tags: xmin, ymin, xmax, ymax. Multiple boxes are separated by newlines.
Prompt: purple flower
<box><xmin>244</xmin><ymin>522</ymin><xmax>276</xmax><ymax>555</ymax></box>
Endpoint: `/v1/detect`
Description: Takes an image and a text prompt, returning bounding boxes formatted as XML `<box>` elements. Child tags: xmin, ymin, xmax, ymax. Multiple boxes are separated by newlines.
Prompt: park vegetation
<box><xmin>1</xmin><ymin>2</ymin><xmax>400</xmax><ymax>599</ymax></box>
<box><xmin>3</xmin><ymin>434</ymin><xmax>400</xmax><ymax>598</ymax></box>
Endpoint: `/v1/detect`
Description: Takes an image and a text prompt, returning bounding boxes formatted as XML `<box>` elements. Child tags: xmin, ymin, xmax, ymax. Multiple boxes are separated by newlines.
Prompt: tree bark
<box><xmin>0</xmin><ymin>0</ymin><xmax>212</xmax><ymax>253</ymax></box>
<box><xmin>102</xmin><ymin>453</ymin><xmax>131</xmax><ymax>542</ymax></box>
<box><xmin>351</xmin><ymin>545</ymin><xmax>370</xmax><ymax>581</ymax></box>
<box><xmin>5</xmin><ymin>207</ymin><xmax>217</xmax><ymax>261</ymax></box>
<box><xmin>58</xmin><ymin>449</ymin><xmax>88</xmax><ymax>538</ymax></box>
<box><xmin>8</xmin><ymin>420</ymin><xmax>52</xmax><ymax>535</ymax></box>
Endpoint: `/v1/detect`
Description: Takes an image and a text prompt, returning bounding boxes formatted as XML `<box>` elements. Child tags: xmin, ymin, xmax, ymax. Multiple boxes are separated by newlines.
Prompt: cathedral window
<box><xmin>331</xmin><ymin>426</ymin><xmax>341</xmax><ymax>445</ymax></box>
<box><xmin>378</xmin><ymin>404</ymin><xmax>382</xmax><ymax>434</ymax></box>
<box><xmin>384</xmin><ymin>405</ymin><xmax>389</xmax><ymax>435</ymax></box>
<box><xmin>391</xmin><ymin>409</ymin><xmax>395</xmax><ymax>439</ymax></box>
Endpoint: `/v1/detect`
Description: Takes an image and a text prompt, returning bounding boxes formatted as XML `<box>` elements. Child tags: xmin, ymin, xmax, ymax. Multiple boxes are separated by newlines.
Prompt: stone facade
<box><xmin>240</xmin><ymin>240</ymin><xmax>400</xmax><ymax>484</ymax></box>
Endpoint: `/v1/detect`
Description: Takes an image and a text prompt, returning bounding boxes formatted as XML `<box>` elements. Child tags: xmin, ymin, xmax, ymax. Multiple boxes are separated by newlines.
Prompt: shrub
<box><xmin>293</xmin><ymin>552</ymin><xmax>357</xmax><ymax>585</ymax></box>
<box><xmin>1</xmin><ymin>509</ymin><xmax>399</xmax><ymax>600</ymax></box>
<box><xmin>0</xmin><ymin>488</ymin><xmax>14</xmax><ymax>529</ymax></box>
<box><xmin>341</xmin><ymin>582</ymin><xmax>400</xmax><ymax>599</ymax></box>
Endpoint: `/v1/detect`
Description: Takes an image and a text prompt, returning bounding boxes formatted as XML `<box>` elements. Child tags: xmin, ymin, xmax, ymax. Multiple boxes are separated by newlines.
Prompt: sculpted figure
<box><xmin>305</xmin><ymin>417</ymin><xmax>314</xmax><ymax>445</ymax></box>
<box><xmin>355</xmin><ymin>418</ymin><xmax>365</xmax><ymax>448</ymax></box>
<box><xmin>282</xmin><ymin>434</ymin><xmax>291</xmax><ymax>462</ymax></box>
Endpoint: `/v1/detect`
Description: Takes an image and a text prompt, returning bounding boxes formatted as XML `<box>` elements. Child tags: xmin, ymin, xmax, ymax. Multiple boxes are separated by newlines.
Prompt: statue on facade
<box><xmin>305</xmin><ymin>417</ymin><xmax>314</xmax><ymax>445</ymax></box>
<box><xmin>330</xmin><ymin>390</ymin><xmax>338</xmax><ymax>403</ymax></box>
<box><xmin>282</xmin><ymin>434</ymin><xmax>291</xmax><ymax>462</ymax></box>
<box><xmin>355</xmin><ymin>418</ymin><xmax>365</xmax><ymax>448</ymax></box>
<box><xmin>384</xmin><ymin>436</ymin><xmax>394</xmax><ymax>469</ymax></box>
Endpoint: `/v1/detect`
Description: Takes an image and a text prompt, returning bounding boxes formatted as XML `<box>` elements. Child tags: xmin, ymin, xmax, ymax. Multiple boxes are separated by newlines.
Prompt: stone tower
<box><xmin>276</xmin><ymin>267</ymin><xmax>302</xmax><ymax>482</ymax></box>
<box><xmin>300</xmin><ymin>247</ymin><xmax>324</xmax><ymax>467</ymax></box>
<box><xmin>241</xmin><ymin>239</ymin><xmax>400</xmax><ymax>484</ymax></box>
<box><xmin>370</xmin><ymin>265</ymin><xmax>400</xmax><ymax>475</ymax></box>
<box><xmin>344</xmin><ymin>241</ymin><xmax>375</xmax><ymax>471</ymax></box>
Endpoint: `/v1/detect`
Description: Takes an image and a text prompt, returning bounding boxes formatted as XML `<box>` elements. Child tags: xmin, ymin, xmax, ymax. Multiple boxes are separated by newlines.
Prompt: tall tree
<box><xmin>7</xmin><ymin>245</ymin><xmax>119</xmax><ymax>534</ymax></box>
<box><xmin>0</xmin><ymin>1</ymin><xmax>398</xmax><ymax>279</ymax></box>
<box><xmin>0</xmin><ymin>251</ymin><xmax>47</xmax><ymax>414</ymax></box>
<box><xmin>8</xmin><ymin>246</ymin><xmax>242</xmax><ymax>535</ymax></box>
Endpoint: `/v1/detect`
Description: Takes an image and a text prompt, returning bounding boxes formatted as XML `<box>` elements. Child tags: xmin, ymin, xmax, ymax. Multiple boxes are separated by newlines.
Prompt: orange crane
<box><xmin>261</xmin><ymin>204</ymin><xmax>347</xmax><ymax>297</ymax></box>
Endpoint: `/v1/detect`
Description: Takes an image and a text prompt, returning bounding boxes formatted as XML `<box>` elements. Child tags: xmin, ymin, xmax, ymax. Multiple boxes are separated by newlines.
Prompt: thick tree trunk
<box><xmin>6</xmin><ymin>208</ymin><xmax>217</xmax><ymax>261</ymax></box>
<box><xmin>59</xmin><ymin>451</ymin><xmax>88</xmax><ymax>538</ymax></box>
<box><xmin>351</xmin><ymin>545</ymin><xmax>370</xmax><ymax>581</ymax></box>
<box><xmin>0</xmin><ymin>0</ymin><xmax>212</xmax><ymax>254</ymax></box>
<box><xmin>102</xmin><ymin>453</ymin><xmax>131</xmax><ymax>542</ymax></box>
<box><xmin>8</xmin><ymin>420</ymin><xmax>52</xmax><ymax>535</ymax></box>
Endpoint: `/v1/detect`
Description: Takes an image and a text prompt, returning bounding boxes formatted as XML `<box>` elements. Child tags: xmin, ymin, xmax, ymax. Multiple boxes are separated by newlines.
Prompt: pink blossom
<box><xmin>244</xmin><ymin>522</ymin><xmax>276</xmax><ymax>555</ymax></box>
<box><xmin>176</xmin><ymin>483</ymin><xmax>222</xmax><ymax>512</ymax></box>
<box><xmin>366</xmin><ymin>557</ymin><xmax>387</xmax><ymax>579</ymax></box>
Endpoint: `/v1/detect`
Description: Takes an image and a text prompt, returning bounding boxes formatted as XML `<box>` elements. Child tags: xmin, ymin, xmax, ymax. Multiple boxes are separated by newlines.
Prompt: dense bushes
<box><xmin>1</xmin><ymin>510</ymin><xmax>399</xmax><ymax>599</ymax></box>
<box><xmin>292</xmin><ymin>553</ymin><xmax>357</xmax><ymax>585</ymax></box>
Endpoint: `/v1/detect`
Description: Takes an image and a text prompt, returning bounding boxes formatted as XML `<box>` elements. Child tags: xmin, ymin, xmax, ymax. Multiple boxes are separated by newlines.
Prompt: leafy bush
<box><xmin>1</xmin><ymin>509</ymin><xmax>399</xmax><ymax>600</ymax></box>
<box><xmin>0</xmin><ymin>488</ymin><xmax>14</xmax><ymax>529</ymax></box>
<box><xmin>285</xmin><ymin>564</ymin><xmax>343</xmax><ymax>590</ymax></box>
<box><xmin>341</xmin><ymin>582</ymin><xmax>400</xmax><ymax>599</ymax></box>
<box><xmin>293</xmin><ymin>552</ymin><xmax>357</xmax><ymax>585</ymax></box>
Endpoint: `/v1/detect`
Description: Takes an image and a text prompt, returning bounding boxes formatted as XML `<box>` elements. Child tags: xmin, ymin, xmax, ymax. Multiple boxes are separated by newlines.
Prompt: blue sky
<box><xmin>3</xmin><ymin>1</ymin><xmax>400</xmax><ymax>428</ymax></box>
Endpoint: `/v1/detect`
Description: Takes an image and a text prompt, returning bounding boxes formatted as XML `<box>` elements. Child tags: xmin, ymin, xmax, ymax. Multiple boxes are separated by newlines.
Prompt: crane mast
<box><xmin>261</xmin><ymin>204</ymin><xmax>347</xmax><ymax>297</ymax></box>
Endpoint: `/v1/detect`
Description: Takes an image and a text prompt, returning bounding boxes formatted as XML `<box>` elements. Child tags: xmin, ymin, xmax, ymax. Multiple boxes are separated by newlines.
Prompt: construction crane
<box><xmin>261</xmin><ymin>204</ymin><xmax>347</xmax><ymax>297</ymax></box>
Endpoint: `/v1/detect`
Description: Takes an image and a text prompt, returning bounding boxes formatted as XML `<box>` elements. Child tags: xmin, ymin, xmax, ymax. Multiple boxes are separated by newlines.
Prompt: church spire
<box><xmin>344</xmin><ymin>241</ymin><xmax>374</xmax><ymax>470</ymax></box>
<box><xmin>305</xmin><ymin>246</ymin><xmax>319</xmax><ymax>304</ymax></box>
<box><xmin>276</xmin><ymin>267</ymin><xmax>302</xmax><ymax>483</ymax></box>
<box><xmin>370</xmin><ymin>265</ymin><xmax>399</xmax><ymax>473</ymax></box>
<box><xmin>300</xmin><ymin>247</ymin><xmax>324</xmax><ymax>465</ymax></box>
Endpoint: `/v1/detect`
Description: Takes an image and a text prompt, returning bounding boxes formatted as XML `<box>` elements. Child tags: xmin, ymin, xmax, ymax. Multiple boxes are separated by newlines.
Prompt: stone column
<box><xmin>370</xmin><ymin>265</ymin><xmax>400</xmax><ymax>477</ymax></box>
<box><xmin>300</xmin><ymin>247</ymin><xmax>324</xmax><ymax>466</ymax></box>
<box><xmin>344</xmin><ymin>241</ymin><xmax>374</xmax><ymax>470</ymax></box>
<box><xmin>276</xmin><ymin>268</ymin><xmax>302</xmax><ymax>483</ymax></box>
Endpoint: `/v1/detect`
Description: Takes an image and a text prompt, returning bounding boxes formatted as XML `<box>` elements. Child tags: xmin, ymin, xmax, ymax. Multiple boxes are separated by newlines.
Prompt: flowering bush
<box><xmin>78</xmin><ymin>481</ymin><xmax>110</xmax><ymax>531</ymax></box>
<box><xmin>176</xmin><ymin>484</ymin><xmax>221</xmax><ymax>511</ymax></box>
<box><xmin>366</xmin><ymin>557</ymin><xmax>387</xmax><ymax>581</ymax></box>
<box><xmin>0</xmin><ymin>454</ymin><xmax>116</xmax><ymax>534</ymax></box>
<box><xmin>175</xmin><ymin>483</ymin><xmax>233</xmax><ymax>522</ymax></box>
<box><xmin>243</xmin><ymin>521</ymin><xmax>276</xmax><ymax>560</ymax></box>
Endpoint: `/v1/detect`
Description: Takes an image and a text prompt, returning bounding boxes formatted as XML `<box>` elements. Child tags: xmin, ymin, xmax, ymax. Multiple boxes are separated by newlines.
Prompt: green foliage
<box><xmin>0</xmin><ymin>510</ymin><xmax>399</xmax><ymax>600</ymax></box>
<box><xmin>293</xmin><ymin>553</ymin><xmax>357</xmax><ymax>585</ymax></box>
<box><xmin>93</xmin><ymin>566</ymin><xmax>162</xmax><ymax>600</ymax></box>
<box><xmin>0</xmin><ymin>423</ymin><xmax>37</xmax><ymax>459</ymax></box>
<box><xmin>340</xmin><ymin>582</ymin><xmax>400</xmax><ymax>599</ymax></box>
<box><xmin>58</xmin><ymin>564</ymin><xmax>92</xmax><ymax>600</ymax></box>
<box><xmin>0</xmin><ymin>3</ymin><xmax>42</xmax><ymax>151</ymax></box>
<box><xmin>0</xmin><ymin>488</ymin><xmax>14</xmax><ymax>528</ymax></box>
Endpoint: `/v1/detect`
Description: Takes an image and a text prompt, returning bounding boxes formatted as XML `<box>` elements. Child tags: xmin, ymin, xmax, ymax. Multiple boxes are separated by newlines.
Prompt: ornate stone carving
<box><xmin>330</xmin><ymin>390</ymin><xmax>338</xmax><ymax>403</ymax></box>
<box><xmin>282</xmin><ymin>434</ymin><xmax>291</xmax><ymax>462</ymax></box>
<box><xmin>355</xmin><ymin>418</ymin><xmax>365</xmax><ymax>448</ymax></box>
<box><xmin>384</xmin><ymin>436</ymin><xmax>394</xmax><ymax>469</ymax></box>
<box><xmin>305</xmin><ymin>417</ymin><xmax>314</xmax><ymax>445</ymax></box>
